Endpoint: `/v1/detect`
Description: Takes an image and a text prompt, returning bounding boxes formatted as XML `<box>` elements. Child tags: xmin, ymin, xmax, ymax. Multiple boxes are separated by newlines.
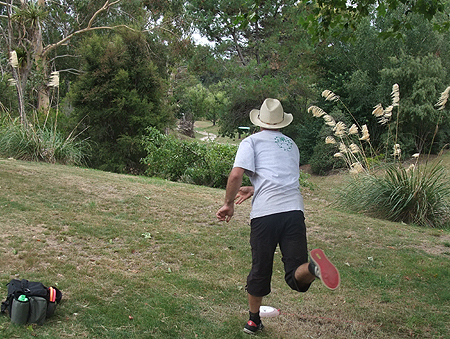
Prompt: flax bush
<box><xmin>309</xmin><ymin>85</ymin><xmax>450</xmax><ymax>228</ymax></box>
<box><xmin>0</xmin><ymin>117</ymin><xmax>87</xmax><ymax>165</ymax></box>
<box><xmin>340</xmin><ymin>162</ymin><xmax>450</xmax><ymax>228</ymax></box>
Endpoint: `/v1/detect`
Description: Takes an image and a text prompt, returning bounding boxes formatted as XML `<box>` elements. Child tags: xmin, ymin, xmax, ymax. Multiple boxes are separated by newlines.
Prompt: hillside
<box><xmin>0</xmin><ymin>157</ymin><xmax>449</xmax><ymax>338</ymax></box>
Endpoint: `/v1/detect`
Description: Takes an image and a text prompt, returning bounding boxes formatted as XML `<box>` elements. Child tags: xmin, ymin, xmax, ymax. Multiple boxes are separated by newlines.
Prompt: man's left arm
<box><xmin>235</xmin><ymin>186</ymin><xmax>254</xmax><ymax>204</ymax></box>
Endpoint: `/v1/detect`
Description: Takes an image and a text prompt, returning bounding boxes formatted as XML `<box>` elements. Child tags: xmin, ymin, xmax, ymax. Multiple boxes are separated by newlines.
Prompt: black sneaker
<box><xmin>243</xmin><ymin>320</ymin><xmax>264</xmax><ymax>335</ymax></box>
<box><xmin>310</xmin><ymin>248</ymin><xmax>340</xmax><ymax>290</ymax></box>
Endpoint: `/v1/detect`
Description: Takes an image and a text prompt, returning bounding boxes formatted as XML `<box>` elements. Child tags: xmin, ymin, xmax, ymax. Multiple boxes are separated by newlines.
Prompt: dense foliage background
<box><xmin>1</xmin><ymin>0</ymin><xmax>450</xmax><ymax>175</ymax></box>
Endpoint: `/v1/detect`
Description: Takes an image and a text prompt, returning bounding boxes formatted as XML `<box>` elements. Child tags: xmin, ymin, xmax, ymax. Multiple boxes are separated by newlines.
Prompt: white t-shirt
<box><xmin>233</xmin><ymin>129</ymin><xmax>304</xmax><ymax>219</ymax></box>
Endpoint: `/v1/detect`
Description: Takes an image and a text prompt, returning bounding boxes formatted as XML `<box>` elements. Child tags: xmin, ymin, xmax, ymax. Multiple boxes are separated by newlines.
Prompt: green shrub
<box><xmin>290</xmin><ymin>119</ymin><xmax>322</xmax><ymax>166</ymax></box>
<box><xmin>179</xmin><ymin>143</ymin><xmax>239</xmax><ymax>188</ymax></box>
<box><xmin>142</xmin><ymin>127</ymin><xmax>315</xmax><ymax>190</ymax></box>
<box><xmin>309</xmin><ymin>140</ymin><xmax>346</xmax><ymax>175</ymax></box>
<box><xmin>299</xmin><ymin>170</ymin><xmax>315</xmax><ymax>191</ymax></box>
<box><xmin>141</xmin><ymin>127</ymin><xmax>246</xmax><ymax>188</ymax></box>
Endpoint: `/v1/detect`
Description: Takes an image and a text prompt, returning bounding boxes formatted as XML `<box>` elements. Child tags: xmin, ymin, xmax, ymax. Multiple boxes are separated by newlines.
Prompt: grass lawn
<box><xmin>0</xmin><ymin>154</ymin><xmax>449</xmax><ymax>338</ymax></box>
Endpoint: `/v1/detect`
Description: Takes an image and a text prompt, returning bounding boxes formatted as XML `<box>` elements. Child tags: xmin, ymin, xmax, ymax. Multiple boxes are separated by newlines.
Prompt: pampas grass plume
<box><xmin>325</xmin><ymin>136</ymin><xmax>336</xmax><ymax>144</ymax></box>
<box><xmin>349</xmin><ymin>143</ymin><xmax>360</xmax><ymax>154</ymax></box>
<box><xmin>378</xmin><ymin>106</ymin><xmax>393</xmax><ymax>125</ymax></box>
<box><xmin>339</xmin><ymin>142</ymin><xmax>348</xmax><ymax>153</ymax></box>
<box><xmin>9</xmin><ymin>51</ymin><xmax>19</xmax><ymax>68</ymax></box>
<box><xmin>392</xmin><ymin>84</ymin><xmax>400</xmax><ymax>106</ymax></box>
<box><xmin>392</xmin><ymin>144</ymin><xmax>401</xmax><ymax>157</ymax></box>
<box><xmin>359</xmin><ymin>124</ymin><xmax>370</xmax><ymax>141</ymax></box>
<box><xmin>48</xmin><ymin>71</ymin><xmax>60</xmax><ymax>88</ymax></box>
<box><xmin>323</xmin><ymin>114</ymin><xmax>336</xmax><ymax>127</ymax></box>
<box><xmin>308</xmin><ymin>106</ymin><xmax>326</xmax><ymax>118</ymax></box>
<box><xmin>435</xmin><ymin>86</ymin><xmax>450</xmax><ymax>110</ymax></box>
<box><xmin>348</xmin><ymin>124</ymin><xmax>358</xmax><ymax>135</ymax></box>
<box><xmin>334</xmin><ymin>121</ymin><xmax>346</xmax><ymax>137</ymax></box>
<box><xmin>322</xmin><ymin>90</ymin><xmax>340</xmax><ymax>102</ymax></box>
<box><xmin>372</xmin><ymin>103</ymin><xmax>384</xmax><ymax>117</ymax></box>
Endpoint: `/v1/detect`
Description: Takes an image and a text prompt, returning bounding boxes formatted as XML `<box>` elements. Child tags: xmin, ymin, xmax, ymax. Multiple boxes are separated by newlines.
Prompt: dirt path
<box><xmin>196</xmin><ymin>129</ymin><xmax>217</xmax><ymax>142</ymax></box>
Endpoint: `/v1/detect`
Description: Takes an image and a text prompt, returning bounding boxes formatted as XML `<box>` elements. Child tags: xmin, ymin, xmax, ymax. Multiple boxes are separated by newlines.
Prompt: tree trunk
<box><xmin>36</xmin><ymin>55</ymin><xmax>50</xmax><ymax>112</ymax></box>
<box><xmin>6</xmin><ymin>0</ymin><xmax>125</xmax><ymax>124</ymax></box>
<box><xmin>254</xmin><ymin>6</ymin><xmax>260</xmax><ymax>65</ymax></box>
<box><xmin>12</xmin><ymin>70</ymin><xmax>27</xmax><ymax>126</ymax></box>
<box><xmin>232</xmin><ymin>30</ymin><xmax>246</xmax><ymax>66</ymax></box>
<box><xmin>36</xmin><ymin>0</ymin><xmax>50</xmax><ymax>113</ymax></box>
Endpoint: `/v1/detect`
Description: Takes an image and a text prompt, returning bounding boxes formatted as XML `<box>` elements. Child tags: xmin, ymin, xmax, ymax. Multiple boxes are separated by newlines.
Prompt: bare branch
<box><xmin>57</xmin><ymin>68</ymin><xmax>84</xmax><ymax>75</ymax></box>
<box><xmin>0</xmin><ymin>19</ymin><xmax>7</xmax><ymax>44</ymax></box>
<box><xmin>42</xmin><ymin>24</ymin><xmax>137</xmax><ymax>56</ymax></box>
<box><xmin>41</xmin><ymin>0</ymin><xmax>125</xmax><ymax>56</ymax></box>
<box><xmin>48</xmin><ymin>54</ymin><xmax>81</xmax><ymax>63</ymax></box>
<box><xmin>144</xmin><ymin>26</ymin><xmax>178</xmax><ymax>37</ymax></box>
<box><xmin>0</xmin><ymin>1</ymin><xmax>16</xmax><ymax>7</ymax></box>
<box><xmin>87</xmin><ymin>0</ymin><xmax>121</xmax><ymax>29</ymax></box>
<box><xmin>7</xmin><ymin>0</ymin><xmax>14</xmax><ymax>55</ymax></box>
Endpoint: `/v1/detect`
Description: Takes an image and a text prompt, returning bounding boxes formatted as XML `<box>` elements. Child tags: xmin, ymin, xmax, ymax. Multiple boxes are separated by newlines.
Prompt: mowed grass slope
<box><xmin>0</xmin><ymin>156</ymin><xmax>449</xmax><ymax>339</ymax></box>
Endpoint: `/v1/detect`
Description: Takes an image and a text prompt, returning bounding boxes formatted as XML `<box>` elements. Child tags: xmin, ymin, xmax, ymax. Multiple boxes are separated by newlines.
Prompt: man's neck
<box><xmin>260</xmin><ymin>128</ymin><xmax>280</xmax><ymax>132</ymax></box>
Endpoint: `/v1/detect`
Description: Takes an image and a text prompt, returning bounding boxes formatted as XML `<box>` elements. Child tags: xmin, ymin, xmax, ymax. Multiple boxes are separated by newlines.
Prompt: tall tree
<box><xmin>300</xmin><ymin>0</ymin><xmax>449</xmax><ymax>40</ymax></box>
<box><xmin>186</xmin><ymin>0</ymin><xmax>318</xmax><ymax>137</ymax></box>
<box><xmin>70</xmin><ymin>30</ymin><xmax>172</xmax><ymax>173</ymax></box>
<box><xmin>1</xmin><ymin>0</ymin><xmax>145</xmax><ymax>125</ymax></box>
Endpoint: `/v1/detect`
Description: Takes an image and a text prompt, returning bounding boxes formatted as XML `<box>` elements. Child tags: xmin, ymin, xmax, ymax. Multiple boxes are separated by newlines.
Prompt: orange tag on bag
<box><xmin>49</xmin><ymin>287</ymin><xmax>56</xmax><ymax>302</ymax></box>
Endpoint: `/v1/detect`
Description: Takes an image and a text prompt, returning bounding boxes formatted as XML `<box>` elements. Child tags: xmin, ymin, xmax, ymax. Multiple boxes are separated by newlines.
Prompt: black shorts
<box><xmin>246</xmin><ymin>210</ymin><xmax>311</xmax><ymax>297</ymax></box>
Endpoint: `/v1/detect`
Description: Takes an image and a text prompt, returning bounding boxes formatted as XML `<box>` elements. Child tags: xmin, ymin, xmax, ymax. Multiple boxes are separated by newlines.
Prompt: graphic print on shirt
<box><xmin>274</xmin><ymin>136</ymin><xmax>293</xmax><ymax>151</ymax></box>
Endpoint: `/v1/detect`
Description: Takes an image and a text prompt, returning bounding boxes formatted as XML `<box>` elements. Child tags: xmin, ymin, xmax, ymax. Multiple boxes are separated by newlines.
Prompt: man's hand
<box><xmin>216</xmin><ymin>167</ymin><xmax>245</xmax><ymax>223</ymax></box>
<box><xmin>235</xmin><ymin>186</ymin><xmax>254</xmax><ymax>205</ymax></box>
<box><xmin>216</xmin><ymin>204</ymin><xmax>234</xmax><ymax>222</ymax></box>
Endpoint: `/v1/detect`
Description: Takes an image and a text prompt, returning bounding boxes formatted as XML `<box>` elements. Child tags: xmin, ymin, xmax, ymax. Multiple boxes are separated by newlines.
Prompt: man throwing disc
<box><xmin>216</xmin><ymin>98</ymin><xmax>340</xmax><ymax>335</ymax></box>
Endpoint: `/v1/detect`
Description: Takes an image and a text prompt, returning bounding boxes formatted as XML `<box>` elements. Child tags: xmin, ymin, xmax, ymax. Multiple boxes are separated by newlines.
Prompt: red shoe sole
<box><xmin>311</xmin><ymin>248</ymin><xmax>340</xmax><ymax>290</ymax></box>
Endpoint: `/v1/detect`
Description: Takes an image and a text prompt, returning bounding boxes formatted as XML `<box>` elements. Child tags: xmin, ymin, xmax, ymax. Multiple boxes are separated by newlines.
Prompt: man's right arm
<box><xmin>216</xmin><ymin>167</ymin><xmax>245</xmax><ymax>222</ymax></box>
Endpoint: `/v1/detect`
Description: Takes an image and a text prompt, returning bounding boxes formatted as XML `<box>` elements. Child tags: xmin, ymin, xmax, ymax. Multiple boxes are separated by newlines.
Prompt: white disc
<box><xmin>259</xmin><ymin>306</ymin><xmax>280</xmax><ymax>317</ymax></box>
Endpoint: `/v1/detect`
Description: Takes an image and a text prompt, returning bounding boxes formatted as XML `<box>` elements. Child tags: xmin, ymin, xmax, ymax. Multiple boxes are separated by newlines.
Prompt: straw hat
<box><xmin>249</xmin><ymin>98</ymin><xmax>293</xmax><ymax>129</ymax></box>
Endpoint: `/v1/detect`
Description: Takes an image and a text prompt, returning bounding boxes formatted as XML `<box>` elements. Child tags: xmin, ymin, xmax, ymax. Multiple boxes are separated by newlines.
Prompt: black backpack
<box><xmin>1</xmin><ymin>279</ymin><xmax>62</xmax><ymax>325</ymax></box>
